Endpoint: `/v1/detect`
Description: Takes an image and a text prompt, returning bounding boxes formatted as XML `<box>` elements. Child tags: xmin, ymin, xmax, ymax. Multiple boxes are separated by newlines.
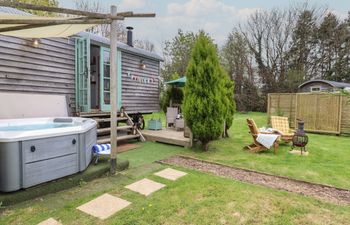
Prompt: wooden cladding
<box><xmin>0</xmin><ymin>35</ymin><xmax>76</xmax><ymax>112</ymax></box>
<box><xmin>0</xmin><ymin>34</ymin><xmax>161</xmax><ymax>115</ymax></box>
<box><xmin>121</xmin><ymin>51</ymin><xmax>160</xmax><ymax>113</ymax></box>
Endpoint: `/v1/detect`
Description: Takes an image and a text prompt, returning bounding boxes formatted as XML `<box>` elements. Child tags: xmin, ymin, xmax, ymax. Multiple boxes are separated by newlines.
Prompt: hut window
<box><xmin>310</xmin><ymin>86</ymin><xmax>321</xmax><ymax>92</ymax></box>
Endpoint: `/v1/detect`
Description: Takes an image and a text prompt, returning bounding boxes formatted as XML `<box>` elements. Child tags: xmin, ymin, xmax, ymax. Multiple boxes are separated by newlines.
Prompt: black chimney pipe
<box><xmin>126</xmin><ymin>26</ymin><xmax>133</xmax><ymax>47</ymax></box>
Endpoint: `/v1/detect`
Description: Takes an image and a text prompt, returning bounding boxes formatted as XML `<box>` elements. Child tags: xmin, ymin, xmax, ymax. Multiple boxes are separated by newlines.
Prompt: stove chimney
<box><xmin>126</xmin><ymin>26</ymin><xmax>133</xmax><ymax>47</ymax></box>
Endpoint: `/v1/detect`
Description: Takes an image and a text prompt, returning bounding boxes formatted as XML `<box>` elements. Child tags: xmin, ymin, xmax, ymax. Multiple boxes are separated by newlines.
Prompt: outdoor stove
<box><xmin>291</xmin><ymin>119</ymin><xmax>309</xmax><ymax>154</ymax></box>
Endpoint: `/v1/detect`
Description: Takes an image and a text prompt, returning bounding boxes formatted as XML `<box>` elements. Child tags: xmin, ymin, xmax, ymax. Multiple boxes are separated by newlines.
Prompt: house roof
<box><xmin>298</xmin><ymin>79</ymin><xmax>350</xmax><ymax>89</ymax></box>
<box><xmin>0</xmin><ymin>7</ymin><xmax>163</xmax><ymax>61</ymax></box>
<box><xmin>79</xmin><ymin>32</ymin><xmax>163</xmax><ymax>62</ymax></box>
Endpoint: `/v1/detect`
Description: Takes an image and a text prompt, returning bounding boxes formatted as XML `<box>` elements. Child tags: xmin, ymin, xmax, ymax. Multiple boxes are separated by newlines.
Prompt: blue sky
<box><xmin>59</xmin><ymin>0</ymin><xmax>350</xmax><ymax>54</ymax></box>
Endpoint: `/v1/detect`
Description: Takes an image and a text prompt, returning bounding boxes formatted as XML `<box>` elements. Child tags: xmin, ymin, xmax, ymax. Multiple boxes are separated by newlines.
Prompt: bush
<box><xmin>160</xmin><ymin>86</ymin><xmax>183</xmax><ymax>113</ymax></box>
<box><xmin>183</xmin><ymin>32</ymin><xmax>228</xmax><ymax>151</ymax></box>
<box><xmin>160</xmin><ymin>73</ymin><xmax>184</xmax><ymax>112</ymax></box>
<box><xmin>222</xmin><ymin>76</ymin><xmax>236</xmax><ymax>137</ymax></box>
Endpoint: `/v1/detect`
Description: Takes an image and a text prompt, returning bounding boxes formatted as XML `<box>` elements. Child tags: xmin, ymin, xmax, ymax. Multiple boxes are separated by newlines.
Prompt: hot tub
<box><xmin>0</xmin><ymin>117</ymin><xmax>97</xmax><ymax>192</ymax></box>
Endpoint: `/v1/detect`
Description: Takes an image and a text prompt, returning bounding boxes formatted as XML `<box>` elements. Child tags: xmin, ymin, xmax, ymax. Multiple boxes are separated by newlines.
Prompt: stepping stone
<box><xmin>125</xmin><ymin>178</ymin><xmax>166</xmax><ymax>196</ymax></box>
<box><xmin>154</xmin><ymin>168</ymin><xmax>187</xmax><ymax>181</ymax></box>
<box><xmin>76</xmin><ymin>193</ymin><xmax>131</xmax><ymax>220</ymax></box>
<box><xmin>37</xmin><ymin>218</ymin><xmax>62</xmax><ymax>225</ymax></box>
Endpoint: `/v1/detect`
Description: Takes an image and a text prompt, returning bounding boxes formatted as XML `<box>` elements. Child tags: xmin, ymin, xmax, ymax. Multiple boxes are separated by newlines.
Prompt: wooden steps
<box><xmin>79</xmin><ymin>112</ymin><xmax>111</xmax><ymax>118</ymax></box>
<box><xmin>78</xmin><ymin>111</ymin><xmax>145</xmax><ymax>144</ymax></box>
<box><xmin>97</xmin><ymin>134</ymin><xmax>141</xmax><ymax>144</ymax></box>
<box><xmin>93</xmin><ymin>117</ymin><xmax>128</xmax><ymax>123</ymax></box>
<box><xmin>97</xmin><ymin>125</ymin><xmax>133</xmax><ymax>135</ymax></box>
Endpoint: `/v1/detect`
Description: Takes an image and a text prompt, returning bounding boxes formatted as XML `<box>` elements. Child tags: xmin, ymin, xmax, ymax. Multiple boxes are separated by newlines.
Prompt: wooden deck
<box><xmin>141</xmin><ymin>129</ymin><xmax>191</xmax><ymax>148</ymax></box>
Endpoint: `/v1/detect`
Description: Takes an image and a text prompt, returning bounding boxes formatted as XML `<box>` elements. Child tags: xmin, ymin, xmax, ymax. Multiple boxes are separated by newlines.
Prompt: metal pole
<box><xmin>110</xmin><ymin>5</ymin><xmax>118</xmax><ymax>174</ymax></box>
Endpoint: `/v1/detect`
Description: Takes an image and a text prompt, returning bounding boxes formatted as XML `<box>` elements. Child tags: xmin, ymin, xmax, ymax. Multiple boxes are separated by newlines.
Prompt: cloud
<box><xmin>124</xmin><ymin>0</ymin><xmax>262</xmax><ymax>54</ymax></box>
<box><xmin>167</xmin><ymin>0</ymin><xmax>236</xmax><ymax>16</ymax></box>
<box><xmin>119</xmin><ymin>0</ymin><xmax>145</xmax><ymax>10</ymax></box>
<box><xmin>237</xmin><ymin>8</ymin><xmax>261</xmax><ymax>20</ymax></box>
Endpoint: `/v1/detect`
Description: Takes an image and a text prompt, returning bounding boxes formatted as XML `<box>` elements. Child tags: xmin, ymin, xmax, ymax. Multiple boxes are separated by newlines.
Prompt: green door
<box><xmin>100</xmin><ymin>47</ymin><xmax>122</xmax><ymax>112</ymax></box>
<box><xmin>75</xmin><ymin>36</ymin><xmax>91</xmax><ymax>112</ymax></box>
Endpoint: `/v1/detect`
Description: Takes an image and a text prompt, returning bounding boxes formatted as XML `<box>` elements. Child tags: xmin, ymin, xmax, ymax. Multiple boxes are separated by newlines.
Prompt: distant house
<box><xmin>298</xmin><ymin>79</ymin><xmax>350</xmax><ymax>93</ymax></box>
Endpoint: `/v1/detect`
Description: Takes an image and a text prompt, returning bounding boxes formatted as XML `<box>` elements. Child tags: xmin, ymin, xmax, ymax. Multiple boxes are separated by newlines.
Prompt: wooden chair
<box><xmin>270</xmin><ymin>116</ymin><xmax>294</xmax><ymax>143</ymax></box>
<box><xmin>245</xmin><ymin>118</ymin><xmax>279</xmax><ymax>154</ymax></box>
<box><xmin>166</xmin><ymin>107</ymin><xmax>178</xmax><ymax>127</ymax></box>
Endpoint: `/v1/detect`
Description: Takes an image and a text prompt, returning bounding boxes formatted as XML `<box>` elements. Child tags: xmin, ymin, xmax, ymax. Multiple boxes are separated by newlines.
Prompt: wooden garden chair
<box><xmin>270</xmin><ymin>116</ymin><xmax>294</xmax><ymax>143</ymax></box>
<box><xmin>245</xmin><ymin>118</ymin><xmax>279</xmax><ymax>154</ymax></box>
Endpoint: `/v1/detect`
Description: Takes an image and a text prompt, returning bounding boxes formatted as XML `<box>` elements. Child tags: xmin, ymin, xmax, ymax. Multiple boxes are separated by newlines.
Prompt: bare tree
<box><xmin>239</xmin><ymin>8</ymin><xmax>297</xmax><ymax>93</ymax></box>
<box><xmin>221</xmin><ymin>31</ymin><xmax>262</xmax><ymax>111</ymax></box>
<box><xmin>133</xmin><ymin>39</ymin><xmax>155</xmax><ymax>52</ymax></box>
<box><xmin>74</xmin><ymin>0</ymin><xmax>126</xmax><ymax>41</ymax></box>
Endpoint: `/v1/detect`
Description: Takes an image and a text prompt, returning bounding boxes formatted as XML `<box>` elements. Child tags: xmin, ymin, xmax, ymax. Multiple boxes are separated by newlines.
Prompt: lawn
<box><xmin>1</xmin><ymin>111</ymin><xmax>350</xmax><ymax>224</ymax></box>
<box><xmin>181</xmin><ymin>112</ymin><xmax>350</xmax><ymax>190</ymax></box>
<box><xmin>146</xmin><ymin>111</ymin><xmax>350</xmax><ymax>189</ymax></box>
<box><xmin>1</xmin><ymin>158</ymin><xmax>350</xmax><ymax>225</ymax></box>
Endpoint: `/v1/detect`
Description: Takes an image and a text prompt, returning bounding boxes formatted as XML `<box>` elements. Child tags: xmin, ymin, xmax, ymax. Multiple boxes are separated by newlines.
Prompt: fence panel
<box><xmin>268</xmin><ymin>93</ymin><xmax>346</xmax><ymax>134</ymax></box>
<box><xmin>341</xmin><ymin>98</ymin><xmax>350</xmax><ymax>135</ymax></box>
<box><xmin>267</xmin><ymin>93</ymin><xmax>296</xmax><ymax>128</ymax></box>
<box><xmin>296</xmin><ymin>93</ymin><xmax>341</xmax><ymax>134</ymax></box>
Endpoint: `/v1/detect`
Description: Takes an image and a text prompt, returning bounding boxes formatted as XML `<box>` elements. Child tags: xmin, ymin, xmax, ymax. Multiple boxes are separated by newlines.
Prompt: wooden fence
<box><xmin>267</xmin><ymin>93</ymin><xmax>350</xmax><ymax>135</ymax></box>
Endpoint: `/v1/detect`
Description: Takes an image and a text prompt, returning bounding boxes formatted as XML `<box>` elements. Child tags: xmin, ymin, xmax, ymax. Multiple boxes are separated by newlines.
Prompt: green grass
<box><xmin>118</xmin><ymin>141</ymin><xmax>186</xmax><ymax>168</ymax></box>
<box><xmin>179</xmin><ymin>112</ymin><xmax>350</xmax><ymax>190</ymax></box>
<box><xmin>1</xmin><ymin>111</ymin><xmax>350</xmax><ymax>224</ymax></box>
<box><xmin>144</xmin><ymin>111</ymin><xmax>350</xmax><ymax>189</ymax></box>
<box><xmin>1</xmin><ymin>163</ymin><xmax>349</xmax><ymax>225</ymax></box>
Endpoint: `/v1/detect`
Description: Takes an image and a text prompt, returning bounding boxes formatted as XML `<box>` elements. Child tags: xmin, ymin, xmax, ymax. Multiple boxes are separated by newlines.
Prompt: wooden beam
<box><xmin>0</xmin><ymin>1</ymin><xmax>109</xmax><ymax>18</ymax></box>
<box><xmin>0</xmin><ymin>16</ymin><xmax>113</xmax><ymax>33</ymax></box>
<box><xmin>124</xmin><ymin>13</ymin><xmax>156</xmax><ymax>18</ymax></box>
<box><xmin>0</xmin><ymin>19</ymin><xmax>116</xmax><ymax>25</ymax></box>
<box><xmin>0</xmin><ymin>24</ymin><xmax>53</xmax><ymax>33</ymax></box>
<box><xmin>0</xmin><ymin>1</ymin><xmax>154</xmax><ymax>19</ymax></box>
<box><xmin>109</xmin><ymin>5</ymin><xmax>118</xmax><ymax>174</ymax></box>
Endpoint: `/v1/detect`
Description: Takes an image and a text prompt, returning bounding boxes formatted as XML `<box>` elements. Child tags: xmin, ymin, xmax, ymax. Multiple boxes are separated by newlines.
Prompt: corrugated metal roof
<box><xmin>298</xmin><ymin>79</ymin><xmax>350</xmax><ymax>88</ymax></box>
<box><xmin>78</xmin><ymin>32</ymin><xmax>163</xmax><ymax>61</ymax></box>
<box><xmin>0</xmin><ymin>6</ymin><xmax>32</xmax><ymax>16</ymax></box>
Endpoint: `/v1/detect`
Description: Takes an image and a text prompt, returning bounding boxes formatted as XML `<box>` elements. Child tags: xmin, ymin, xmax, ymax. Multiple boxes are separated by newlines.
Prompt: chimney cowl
<box><xmin>126</xmin><ymin>26</ymin><xmax>133</xmax><ymax>47</ymax></box>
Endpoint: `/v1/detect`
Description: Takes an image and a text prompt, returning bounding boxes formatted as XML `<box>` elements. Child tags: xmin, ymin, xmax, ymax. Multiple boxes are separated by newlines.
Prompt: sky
<box><xmin>59</xmin><ymin>0</ymin><xmax>350</xmax><ymax>54</ymax></box>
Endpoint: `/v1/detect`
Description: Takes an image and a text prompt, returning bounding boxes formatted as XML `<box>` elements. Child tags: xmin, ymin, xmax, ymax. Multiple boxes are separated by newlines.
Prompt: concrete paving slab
<box><xmin>76</xmin><ymin>193</ymin><xmax>131</xmax><ymax>220</ymax></box>
<box><xmin>154</xmin><ymin>168</ymin><xmax>187</xmax><ymax>181</ymax></box>
<box><xmin>37</xmin><ymin>218</ymin><xmax>62</xmax><ymax>225</ymax></box>
<box><xmin>125</xmin><ymin>178</ymin><xmax>165</xmax><ymax>196</ymax></box>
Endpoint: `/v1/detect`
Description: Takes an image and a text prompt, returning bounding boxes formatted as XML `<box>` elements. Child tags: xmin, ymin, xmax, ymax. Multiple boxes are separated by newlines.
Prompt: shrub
<box><xmin>183</xmin><ymin>32</ymin><xmax>227</xmax><ymax>151</ymax></box>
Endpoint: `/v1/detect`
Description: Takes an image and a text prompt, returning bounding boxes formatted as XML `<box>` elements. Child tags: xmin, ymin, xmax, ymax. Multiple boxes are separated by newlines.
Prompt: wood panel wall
<box><xmin>0</xmin><ymin>35</ymin><xmax>76</xmax><ymax>113</ymax></box>
<box><xmin>0</xmin><ymin>35</ymin><xmax>161</xmax><ymax>115</ymax></box>
<box><xmin>121</xmin><ymin>51</ymin><xmax>160</xmax><ymax>113</ymax></box>
<box><xmin>268</xmin><ymin>93</ymin><xmax>350</xmax><ymax>135</ymax></box>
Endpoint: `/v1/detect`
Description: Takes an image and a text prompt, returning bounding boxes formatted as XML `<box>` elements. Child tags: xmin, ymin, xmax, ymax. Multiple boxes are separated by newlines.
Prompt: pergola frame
<box><xmin>0</xmin><ymin>1</ymin><xmax>155</xmax><ymax>174</ymax></box>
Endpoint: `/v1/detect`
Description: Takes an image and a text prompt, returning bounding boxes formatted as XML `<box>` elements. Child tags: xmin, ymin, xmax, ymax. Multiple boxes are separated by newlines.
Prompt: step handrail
<box><xmin>124</xmin><ymin>112</ymin><xmax>146</xmax><ymax>141</ymax></box>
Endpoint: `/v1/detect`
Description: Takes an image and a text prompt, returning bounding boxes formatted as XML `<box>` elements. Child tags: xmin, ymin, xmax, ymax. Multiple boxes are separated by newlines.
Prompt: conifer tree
<box><xmin>222</xmin><ymin>74</ymin><xmax>236</xmax><ymax>138</ymax></box>
<box><xmin>183</xmin><ymin>33</ymin><xmax>227</xmax><ymax>151</ymax></box>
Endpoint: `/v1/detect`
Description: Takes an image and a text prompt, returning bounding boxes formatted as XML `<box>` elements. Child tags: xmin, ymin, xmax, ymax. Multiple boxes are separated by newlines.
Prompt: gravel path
<box><xmin>160</xmin><ymin>156</ymin><xmax>350</xmax><ymax>205</ymax></box>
